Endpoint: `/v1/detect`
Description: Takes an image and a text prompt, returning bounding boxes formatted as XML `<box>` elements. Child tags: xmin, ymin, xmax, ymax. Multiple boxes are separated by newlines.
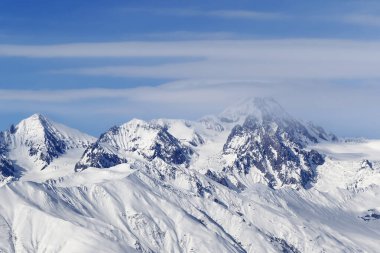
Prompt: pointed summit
<box><xmin>13</xmin><ymin>113</ymin><xmax>53</xmax><ymax>141</ymax></box>
<box><xmin>1</xmin><ymin>114</ymin><xmax>96</xmax><ymax>170</ymax></box>
<box><xmin>205</xmin><ymin>97</ymin><xmax>336</xmax><ymax>190</ymax></box>
<box><xmin>219</xmin><ymin>97</ymin><xmax>290</xmax><ymax>123</ymax></box>
<box><xmin>17</xmin><ymin>113</ymin><xmax>51</xmax><ymax>127</ymax></box>
<box><xmin>75</xmin><ymin>119</ymin><xmax>194</xmax><ymax>171</ymax></box>
<box><xmin>25</xmin><ymin>113</ymin><xmax>46</xmax><ymax>121</ymax></box>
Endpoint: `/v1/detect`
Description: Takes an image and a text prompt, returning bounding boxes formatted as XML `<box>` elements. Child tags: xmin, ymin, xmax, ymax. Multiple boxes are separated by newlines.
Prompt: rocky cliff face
<box><xmin>75</xmin><ymin>119</ymin><xmax>194</xmax><ymax>171</ymax></box>
<box><xmin>0</xmin><ymin>155</ymin><xmax>14</xmax><ymax>179</ymax></box>
<box><xmin>204</xmin><ymin>98</ymin><xmax>333</xmax><ymax>190</ymax></box>
<box><xmin>0</xmin><ymin>134</ymin><xmax>13</xmax><ymax>179</ymax></box>
<box><xmin>0</xmin><ymin>99</ymin><xmax>334</xmax><ymax>191</ymax></box>
<box><xmin>222</xmin><ymin>114</ymin><xmax>324</xmax><ymax>189</ymax></box>
<box><xmin>0</xmin><ymin>114</ymin><xmax>95</xmax><ymax>175</ymax></box>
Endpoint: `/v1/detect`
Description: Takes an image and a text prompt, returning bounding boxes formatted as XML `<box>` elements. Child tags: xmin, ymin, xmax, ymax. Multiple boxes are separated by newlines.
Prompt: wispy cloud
<box><xmin>1</xmin><ymin>79</ymin><xmax>380</xmax><ymax>137</ymax></box>
<box><xmin>0</xmin><ymin>80</ymin><xmax>266</xmax><ymax>103</ymax></box>
<box><xmin>22</xmin><ymin>39</ymin><xmax>379</xmax><ymax>80</ymax></box>
<box><xmin>134</xmin><ymin>31</ymin><xmax>243</xmax><ymax>40</ymax></box>
<box><xmin>122</xmin><ymin>8</ymin><xmax>287</xmax><ymax>20</ymax></box>
<box><xmin>2</xmin><ymin>40</ymin><xmax>380</xmax><ymax>79</ymax></box>
<box><xmin>207</xmin><ymin>10</ymin><xmax>286</xmax><ymax>20</ymax></box>
<box><xmin>341</xmin><ymin>13</ymin><xmax>380</xmax><ymax>27</ymax></box>
<box><xmin>0</xmin><ymin>80</ymin><xmax>271</xmax><ymax>119</ymax></box>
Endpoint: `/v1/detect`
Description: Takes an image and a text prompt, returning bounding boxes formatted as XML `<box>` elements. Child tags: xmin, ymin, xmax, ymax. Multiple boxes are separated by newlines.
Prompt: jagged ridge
<box><xmin>0</xmin><ymin>114</ymin><xmax>95</xmax><ymax>174</ymax></box>
<box><xmin>75</xmin><ymin>119</ymin><xmax>194</xmax><ymax>171</ymax></box>
<box><xmin>222</xmin><ymin>114</ymin><xmax>324</xmax><ymax>189</ymax></box>
<box><xmin>205</xmin><ymin>98</ymin><xmax>333</xmax><ymax>190</ymax></box>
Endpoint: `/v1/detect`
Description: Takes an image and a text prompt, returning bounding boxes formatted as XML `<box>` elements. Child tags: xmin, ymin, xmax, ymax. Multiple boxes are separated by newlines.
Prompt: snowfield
<box><xmin>0</xmin><ymin>98</ymin><xmax>379</xmax><ymax>253</ymax></box>
<box><xmin>311</xmin><ymin>139</ymin><xmax>380</xmax><ymax>161</ymax></box>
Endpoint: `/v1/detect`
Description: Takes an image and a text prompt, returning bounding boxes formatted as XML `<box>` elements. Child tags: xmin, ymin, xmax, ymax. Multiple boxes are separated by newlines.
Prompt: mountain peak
<box><xmin>21</xmin><ymin>113</ymin><xmax>49</xmax><ymax>123</ymax></box>
<box><xmin>76</xmin><ymin>119</ymin><xmax>194</xmax><ymax>171</ymax></box>
<box><xmin>219</xmin><ymin>97</ymin><xmax>289</xmax><ymax>123</ymax></box>
<box><xmin>210</xmin><ymin>97</ymin><xmax>335</xmax><ymax>190</ymax></box>
<box><xmin>124</xmin><ymin>118</ymin><xmax>148</xmax><ymax>126</ymax></box>
<box><xmin>16</xmin><ymin>113</ymin><xmax>50</xmax><ymax>132</ymax></box>
<box><xmin>27</xmin><ymin>113</ymin><xmax>45</xmax><ymax>120</ymax></box>
<box><xmin>119</xmin><ymin>118</ymin><xmax>153</xmax><ymax>131</ymax></box>
<box><xmin>3</xmin><ymin>113</ymin><xmax>95</xmax><ymax>171</ymax></box>
<box><xmin>251</xmin><ymin>97</ymin><xmax>287</xmax><ymax>115</ymax></box>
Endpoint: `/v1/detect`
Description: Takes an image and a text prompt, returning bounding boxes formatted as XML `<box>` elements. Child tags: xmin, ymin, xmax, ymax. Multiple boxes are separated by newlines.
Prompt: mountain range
<box><xmin>0</xmin><ymin>98</ymin><xmax>379</xmax><ymax>253</ymax></box>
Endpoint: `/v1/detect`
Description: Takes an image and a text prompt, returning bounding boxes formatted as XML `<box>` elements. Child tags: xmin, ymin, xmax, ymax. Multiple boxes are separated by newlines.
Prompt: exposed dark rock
<box><xmin>76</xmin><ymin>120</ymin><xmax>194</xmax><ymax>171</ymax></box>
<box><xmin>205</xmin><ymin>169</ymin><xmax>246</xmax><ymax>192</ymax></box>
<box><xmin>0</xmin><ymin>155</ymin><xmax>15</xmax><ymax>178</ymax></box>
<box><xmin>360</xmin><ymin>209</ymin><xmax>380</xmax><ymax>221</ymax></box>
<box><xmin>74</xmin><ymin>143</ymin><xmax>128</xmax><ymax>172</ymax></box>
<box><xmin>361</xmin><ymin>159</ymin><xmax>373</xmax><ymax>169</ymax></box>
<box><xmin>267</xmin><ymin>234</ymin><xmax>301</xmax><ymax>253</ymax></box>
<box><xmin>222</xmin><ymin>106</ymin><xmax>326</xmax><ymax>189</ymax></box>
<box><xmin>0</xmin><ymin>113</ymin><xmax>94</xmax><ymax>174</ymax></box>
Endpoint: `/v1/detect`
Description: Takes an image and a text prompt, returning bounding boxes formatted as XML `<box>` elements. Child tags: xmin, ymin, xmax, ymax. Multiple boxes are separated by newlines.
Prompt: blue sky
<box><xmin>1</xmin><ymin>0</ymin><xmax>380</xmax><ymax>137</ymax></box>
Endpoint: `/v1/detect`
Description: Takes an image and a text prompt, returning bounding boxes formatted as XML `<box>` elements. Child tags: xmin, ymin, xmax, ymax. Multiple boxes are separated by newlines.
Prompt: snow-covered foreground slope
<box><xmin>1</xmin><ymin>156</ymin><xmax>379</xmax><ymax>253</ymax></box>
<box><xmin>311</xmin><ymin>139</ymin><xmax>380</xmax><ymax>191</ymax></box>
<box><xmin>0</xmin><ymin>98</ymin><xmax>379</xmax><ymax>252</ymax></box>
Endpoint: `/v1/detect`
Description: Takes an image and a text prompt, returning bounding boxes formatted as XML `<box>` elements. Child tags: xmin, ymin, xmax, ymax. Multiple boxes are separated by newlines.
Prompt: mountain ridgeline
<box><xmin>0</xmin><ymin>98</ymin><xmax>334</xmax><ymax>190</ymax></box>
<box><xmin>75</xmin><ymin>119</ymin><xmax>194</xmax><ymax>171</ymax></box>
<box><xmin>2</xmin><ymin>98</ymin><xmax>379</xmax><ymax>253</ymax></box>
<box><xmin>0</xmin><ymin>113</ymin><xmax>95</xmax><ymax>178</ymax></box>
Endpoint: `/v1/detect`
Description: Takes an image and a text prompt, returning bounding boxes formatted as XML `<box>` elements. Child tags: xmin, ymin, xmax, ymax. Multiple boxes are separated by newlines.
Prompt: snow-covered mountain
<box><xmin>0</xmin><ymin>113</ymin><xmax>95</xmax><ymax>176</ymax></box>
<box><xmin>0</xmin><ymin>99</ymin><xmax>379</xmax><ymax>253</ymax></box>
<box><xmin>218</xmin><ymin>98</ymin><xmax>336</xmax><ymax>143</ymax></box>
<box><xmin>75</xmin><ymin>119</ymin><xmax>194</xmax><ymax>171</ymax></box>
<box><xmin>210</xmin><ymin>98</ymin><xmax>334</xmax><ymax>190</ymax></box>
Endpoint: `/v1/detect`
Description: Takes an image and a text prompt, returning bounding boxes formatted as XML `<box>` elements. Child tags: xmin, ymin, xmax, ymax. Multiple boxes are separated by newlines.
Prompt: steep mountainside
<box><xmin>221</xmin><ymin>115</ymin><xmax>325</xmax><ymax>190</ymax></box>
<box><xmin>75</xmin><ymin>98</ymin><xmax>334</xmax><ymax>190</ymax></box>
<box><xmin>75</xmin><ymin>119</ymin><xmax>194</xmax><ymax>171</ymax></box>
<box><xmin>0</xmin><ymin>114</ymin><xmax>95</xmax><ymax>175</ymax></box>
<box><xmin>201</xmin><ymin>98</ymin><xmax>335</xmax><ymax>190</ymax></box>
<box><xmin>0</xmin><ymin>98</ymin><xmax>379</xmax><ymax>253</ymax></box>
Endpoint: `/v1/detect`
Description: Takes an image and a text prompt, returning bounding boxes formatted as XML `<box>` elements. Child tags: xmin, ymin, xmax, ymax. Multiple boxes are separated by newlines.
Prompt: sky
<box><xmin>1</xmin><ymin>0</ymin><xmax>380</xmax><ymax>137</ymax></box>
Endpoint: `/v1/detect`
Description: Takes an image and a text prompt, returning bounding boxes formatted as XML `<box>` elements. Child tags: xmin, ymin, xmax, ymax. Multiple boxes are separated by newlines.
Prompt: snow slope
<box><xmin>1</xmin><ymin>154</ymin><xmax>379</xmax><ymax>252</ymax></box>
<box><xmin>311</xmin><ymin>139</ymin><xmax>380</xmax><ymax>161</ymax></box>
<box><xmin>0</xmin><ymin>114</ymin><xmax>95</xmax><ymax>177</ymax></box>
<box><xmin>75</xmin><ymin>119</ymin><xmax>194</xmax><ymax>171</ymax></box>
<box><xmin>0</xmin><ymin>99</ymin><xmax>379</xmax><ymax>252</ymax></box>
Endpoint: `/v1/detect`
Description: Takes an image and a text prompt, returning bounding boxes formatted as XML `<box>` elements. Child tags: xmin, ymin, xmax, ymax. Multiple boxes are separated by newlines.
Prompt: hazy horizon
<box><xmin>1</xmin><ymin>0</ymin><xmax>380</xmax><ymax>138</ymax></box>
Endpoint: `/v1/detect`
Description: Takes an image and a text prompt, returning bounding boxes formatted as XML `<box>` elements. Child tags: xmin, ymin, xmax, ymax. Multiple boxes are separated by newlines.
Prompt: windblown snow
<box><xmin>0</xmin><ymin>98</ymin><xmax>379</xmax><ymax>253</ymax></box>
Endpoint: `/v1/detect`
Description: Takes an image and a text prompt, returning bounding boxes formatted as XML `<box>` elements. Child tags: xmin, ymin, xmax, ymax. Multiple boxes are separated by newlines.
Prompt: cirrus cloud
<box><xmin>1</xmin><ymin>39</ymin><xmax>380</xmax><ymax>80</ymax></box>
